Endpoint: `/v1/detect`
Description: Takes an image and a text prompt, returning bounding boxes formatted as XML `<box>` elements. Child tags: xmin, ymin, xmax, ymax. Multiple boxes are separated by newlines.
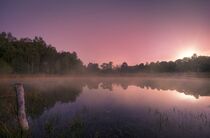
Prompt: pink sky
<box><xmin>1</xmin><ymin>1</ymin><xmax>210</xmax><ymax>65</ymax></box>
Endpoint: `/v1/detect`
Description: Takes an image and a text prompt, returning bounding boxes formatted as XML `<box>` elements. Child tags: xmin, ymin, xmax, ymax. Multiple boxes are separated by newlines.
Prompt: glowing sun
<box><xmin>178</xmin><ymin>47</ymin><xmax>197</xmax><ymax>58</ymax></box>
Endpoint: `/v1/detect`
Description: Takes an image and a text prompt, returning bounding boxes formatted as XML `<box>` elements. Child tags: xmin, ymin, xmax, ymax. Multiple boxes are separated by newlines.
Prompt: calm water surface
<box><xmin>1</xmin><ymin>77</ymin><xmax>210</xmax><ymax>138</ymax></box>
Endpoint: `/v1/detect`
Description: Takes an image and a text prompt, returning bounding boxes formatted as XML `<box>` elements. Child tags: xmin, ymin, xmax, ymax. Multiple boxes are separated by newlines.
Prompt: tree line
<box><xmin>0</xmin><ymin>32</ymin><xmax>84</xmax><ymax>74</ymax></box>
<box><xmin>1</xmin><ymin>32</ymin><xmax>210</xmax><ymax>74</ymax></box>
<box><xmin>88</xmin><ymin>54</ymin><xmax>210</xmax><ymax>74</ymax></box>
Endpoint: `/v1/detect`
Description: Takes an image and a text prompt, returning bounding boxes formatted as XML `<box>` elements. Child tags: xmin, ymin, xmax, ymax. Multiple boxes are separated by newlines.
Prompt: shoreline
<box><xmin>1</xmin><ymin>72</ymin><xmax>210</xmax><ymax>79</ymax></box>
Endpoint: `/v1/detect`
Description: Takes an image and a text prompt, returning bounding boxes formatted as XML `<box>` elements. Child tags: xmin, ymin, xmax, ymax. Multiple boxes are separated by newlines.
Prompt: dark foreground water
<box><xmin>1</xmin><ymin>77</ymin><xmax>210</xmax><ymax>138</ymax></box>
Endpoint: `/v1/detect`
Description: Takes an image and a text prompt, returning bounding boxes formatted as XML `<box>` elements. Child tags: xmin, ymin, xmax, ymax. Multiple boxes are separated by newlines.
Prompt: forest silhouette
<box><xmin>1</xmin><ymin>32</ymin><xmax>210</xmax><ymax>74</ymax></box>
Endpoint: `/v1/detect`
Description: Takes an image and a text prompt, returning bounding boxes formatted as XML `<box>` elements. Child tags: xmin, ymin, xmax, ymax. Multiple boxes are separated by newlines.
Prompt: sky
<box><xmin>0</xmin><ymin>0</ymin><xmax>210</xmax><ymax>65</ymax></box>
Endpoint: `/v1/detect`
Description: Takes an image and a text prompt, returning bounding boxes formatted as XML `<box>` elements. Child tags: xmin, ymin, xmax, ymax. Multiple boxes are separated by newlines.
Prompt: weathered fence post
<box><xmin>15</xmin><ymin>83</ymin><xmax>29</xmax><ymax>131</ymax></box>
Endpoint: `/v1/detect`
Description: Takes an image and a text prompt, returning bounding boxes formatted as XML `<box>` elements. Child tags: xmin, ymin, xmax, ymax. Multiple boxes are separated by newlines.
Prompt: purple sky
<box><xmin>0</xmin><ymin>0</ymin><xmax>210</xmax><ymax>65</ymax></box>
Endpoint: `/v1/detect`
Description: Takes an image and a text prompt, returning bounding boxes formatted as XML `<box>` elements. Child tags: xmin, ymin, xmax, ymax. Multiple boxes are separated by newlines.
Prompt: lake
<box><xmin>1</xmin><ymin>77</ymin><xmax>210</xmax><ymax>138</ymax></box>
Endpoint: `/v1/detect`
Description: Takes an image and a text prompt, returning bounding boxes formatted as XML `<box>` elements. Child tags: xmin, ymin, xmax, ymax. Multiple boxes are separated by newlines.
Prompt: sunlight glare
<box><xmin>178</xmin><ymin>93</ymin><xmax>197</xmax><ymax>101</ymax></box>
<box><xmin>178</xmin><ymin>47</ymin><xmax>197</xmax><ymax>58</ymax></box>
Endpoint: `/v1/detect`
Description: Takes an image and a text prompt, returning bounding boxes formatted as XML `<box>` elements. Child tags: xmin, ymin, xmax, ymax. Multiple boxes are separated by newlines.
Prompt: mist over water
<box><xmin>1</xmin><ymin>77</ymin><xmax>210</xmax><ymax>138</ymax></box>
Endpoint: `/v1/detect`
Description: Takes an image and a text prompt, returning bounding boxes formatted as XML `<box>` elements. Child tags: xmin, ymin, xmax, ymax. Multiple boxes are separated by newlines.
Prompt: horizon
<box><xmin>1</xmin><ymin>0</ymin><xmax>210</xmax><ymax>65</ymax></box>
<box><xmin>1</xmin><ymin>32</ymin><xmax>208</xmax><ymax>66</ymax></box>
<box><xmin>2</xmin><ymin>1</ymin><xmax>210</xmax><ymax>137</ymax></box>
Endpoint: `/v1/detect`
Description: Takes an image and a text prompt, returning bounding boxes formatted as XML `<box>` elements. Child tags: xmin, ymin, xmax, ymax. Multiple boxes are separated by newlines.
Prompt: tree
<box><xmin>100</xmin><ymin>62</ymin><xmax>113</xmax><ymax>73</ymax></box>
<box><xmin>120</xmin><ymin>62</ymin><xmax>128</xmax><ymax>72</ymax></box>
<box><xmin>0</xmin><ymin>58</ymin><xmax>12</xmax><ymax>74</ymax></box>
<box><xmin>1</xmin><ymin>32</ymin><xmax>210</xmax><ymax>74</ymax></box>
<box><xmin>0</xmin><ymin>32</ymin><xmax>84</xmax><ymax>74</ymax></box>
<box><xmin>87</xmin><ymin>63</ymin><xmax>99</xmax><ymax>73</ymax></box>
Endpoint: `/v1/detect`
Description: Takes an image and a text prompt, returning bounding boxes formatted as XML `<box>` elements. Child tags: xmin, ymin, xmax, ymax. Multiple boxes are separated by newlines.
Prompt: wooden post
<box><xmin>15</xmin><ymin>83</ymin><xmax>29</xmax><ymax>131</ymax></box>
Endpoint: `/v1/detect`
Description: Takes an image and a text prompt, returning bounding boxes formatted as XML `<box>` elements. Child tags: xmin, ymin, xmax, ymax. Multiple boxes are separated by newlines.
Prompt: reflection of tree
<box><xmin>84</xmin><ymin>78</ymin><xmax>210</xmax><ymax>99</ymax></box>
<box><xmin>134</xmin><ymin>79</ymin><xmax>210</xmax><ymax>99</ymax></box>
<box><xmin>86</xmin><ymin>80</ymin><xmax>100</xmax><ymax>89</ymax></box>
<box><xmin>0</xmin><ymin>79</ymin><xmax>84</xmax><ymax>137</ymax></box>
<box><xmin>1</xmin><ymin>77</ymin><xmax>210</xmax><ymax>136</ymax></box>
<box><xmin>24</xmin><ymin>81</ymin><xmax>84</xmax><ymax>118</ymax></box>
<box><xmin>120</xmin><ymin>83</ymin><xmax>128</xmax><ymax>90</ymax></box>
<box><xmin>100</xmin><ymin>82</ymin><xmax>113</xmax><ymax>91</ymax></box>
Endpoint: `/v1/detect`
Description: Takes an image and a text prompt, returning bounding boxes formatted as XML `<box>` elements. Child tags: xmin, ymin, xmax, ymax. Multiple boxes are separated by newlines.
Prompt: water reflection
<box><xmin>1</xmin><ymin>77</ymin><xmax>210</xmax><ymax>137</ymax></box>
<box><xmin>85</xmin><ymin>78</ymin><xmax>210</xmax><ymax>99</ymax></box>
